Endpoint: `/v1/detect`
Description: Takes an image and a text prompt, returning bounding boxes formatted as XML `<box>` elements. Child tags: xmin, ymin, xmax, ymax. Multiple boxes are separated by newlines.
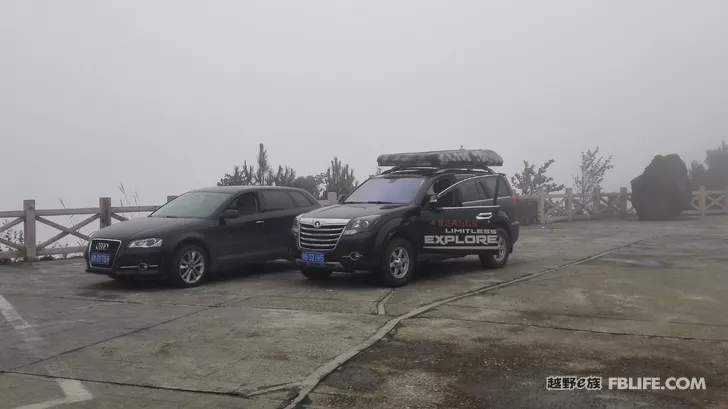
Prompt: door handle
<box><xmin>256</xmin><ymin>220</ymin><xmax>265</xmax><ymax>224</ymax></box>
<box><xmin>476</xmin><ymin>212</ymin><xmax>493</xmax><ymax>220</ymax></box>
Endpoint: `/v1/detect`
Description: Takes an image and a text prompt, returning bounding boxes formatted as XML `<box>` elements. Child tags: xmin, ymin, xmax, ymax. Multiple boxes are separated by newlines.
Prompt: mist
<box><xmin>1</xmin><ymin>0</ymin><xmax>726</xmax><ymax>210</ymax></box>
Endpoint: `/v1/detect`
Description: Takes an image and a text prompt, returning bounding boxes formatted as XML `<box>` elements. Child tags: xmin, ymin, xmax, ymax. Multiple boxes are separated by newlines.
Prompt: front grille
<box><xmin>89</xmin><ymin>239</ymin><xmax>121</xmax><ymax>268</ymax></box>
<box><xmin>299</xmin><ymin>222</ymin><xmax>347</xmax><ymax>251</ymax></box>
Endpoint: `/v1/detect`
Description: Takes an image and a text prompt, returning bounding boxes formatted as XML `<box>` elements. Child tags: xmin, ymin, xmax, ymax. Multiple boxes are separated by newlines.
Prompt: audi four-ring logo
<box><xmin>95</xmin><ymin>242</ymin><xmax>109</xmax><ymax>251</ymax></box>
<box><xmin>314</xmin><ymin>221</ymin><xmax>321</xmax><ymax>228</ymax></box>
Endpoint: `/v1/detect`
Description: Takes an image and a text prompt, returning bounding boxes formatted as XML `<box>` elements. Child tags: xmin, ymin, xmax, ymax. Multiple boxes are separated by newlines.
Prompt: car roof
<box><xmin>186</xmin><ymin>185</ymin><xmax>309</xmax><ymax>195</ymax></box>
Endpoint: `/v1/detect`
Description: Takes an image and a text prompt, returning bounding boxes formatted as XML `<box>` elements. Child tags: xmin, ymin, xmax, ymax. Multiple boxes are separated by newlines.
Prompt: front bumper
<box><xmin>290</xmin><ymin>230</ymin><xmax>381</xmax><ymax>271</ymax></box>
<box><xmin>84</xmin><ymin>242</ymin><xmax>170</xmax><ymax>277</ymax></box>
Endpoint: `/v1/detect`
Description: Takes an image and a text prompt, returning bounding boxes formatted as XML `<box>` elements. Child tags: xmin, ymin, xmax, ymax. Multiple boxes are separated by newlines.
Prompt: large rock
<box><xmin>630</xmin><ymin>154</ymin><xmax>693</xmax><ymax>220</ymax></box>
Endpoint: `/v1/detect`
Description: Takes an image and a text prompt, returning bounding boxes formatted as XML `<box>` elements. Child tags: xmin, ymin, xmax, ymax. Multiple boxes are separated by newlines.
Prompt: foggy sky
<box><xmin>1</xmin><ymin>0</ymin><xmax>727</xmax><ymax>211</ymax></box>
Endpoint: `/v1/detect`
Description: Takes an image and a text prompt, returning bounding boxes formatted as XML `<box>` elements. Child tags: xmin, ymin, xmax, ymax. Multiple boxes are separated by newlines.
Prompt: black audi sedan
<box><xmin>84</xmin><ymin>186</ymin><xmax>322</xmax><ymax>287</ymax></box>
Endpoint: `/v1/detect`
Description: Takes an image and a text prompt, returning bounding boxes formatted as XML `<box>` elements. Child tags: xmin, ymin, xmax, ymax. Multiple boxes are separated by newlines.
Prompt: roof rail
<box><xmin>380</xmin><ymin>166</ymin><xmax>436</xmax><ymax>175</ymax></box>
<box><xmin>379</xmin><ymin>166</ymin><xmax>495</xmax><ymax>176</ymax></box>
<box><xmin>433</xmin><ymin>167</ymin><xmax>494</xmax><ymax>174</ymax></box>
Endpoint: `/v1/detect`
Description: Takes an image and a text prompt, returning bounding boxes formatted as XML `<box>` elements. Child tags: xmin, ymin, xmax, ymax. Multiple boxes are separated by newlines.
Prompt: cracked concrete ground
<box><xmin>1</xmin><ymin>217</ymin><xmax>727</xmax><ymax>408</ymax></box>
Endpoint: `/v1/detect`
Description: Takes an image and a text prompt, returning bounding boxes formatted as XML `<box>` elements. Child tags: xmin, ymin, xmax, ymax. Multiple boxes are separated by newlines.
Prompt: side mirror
<box><xmin>220</xmin><ymin>209</ymin><xmax>239</xmax><ymax>220</ymax></box>
<box><xmin>424</xmin><ymin>194</ymin><xmax>440</xmax><ymax>209</ymax></box>
<box><xmin>338</xmin><ymin>194</ymin><xmax>347</xmax><ymax>203</ymax></box>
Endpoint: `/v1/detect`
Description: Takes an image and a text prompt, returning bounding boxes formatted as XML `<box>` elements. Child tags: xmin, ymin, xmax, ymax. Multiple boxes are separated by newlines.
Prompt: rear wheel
<box><xmin>168</xmin><ymin>245</ymin><xmax>209</xmax><ymax>288</ymax></box>
<box><xmin>300</xmin><ymin>267</ymin><xmax>333</xmax><ymax>281</ymax></box>
<box><xmin>479</xmin><ymin>228</ymin><xmax>510</xmax><ymax>269</ymax></box>
<box><xmin>377</xmin><ymin>238</ymin><xmax>416</xmax><ymax>287</ymax></box>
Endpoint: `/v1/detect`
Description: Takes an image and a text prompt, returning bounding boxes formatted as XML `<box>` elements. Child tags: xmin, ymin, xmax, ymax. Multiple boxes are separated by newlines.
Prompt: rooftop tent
<box><xmin>376</xmin><ymin>149</ymin><xmax>504</xmax><ymax>168</ymax></box>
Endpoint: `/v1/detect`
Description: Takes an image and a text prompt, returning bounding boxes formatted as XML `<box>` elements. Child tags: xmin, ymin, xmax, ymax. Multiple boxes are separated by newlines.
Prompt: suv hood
<box><xmin>302</xmin><ymin>203</ymin><xmax>410</xmax><ymax>220</ymax></box>
<box><xmin>91</xmin><ymin>216</ymin><xmax>207</xmax><ymax>241</ymax></box>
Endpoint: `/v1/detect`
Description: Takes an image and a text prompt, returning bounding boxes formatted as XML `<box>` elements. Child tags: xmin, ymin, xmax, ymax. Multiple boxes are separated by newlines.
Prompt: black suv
<box><xmin>291</xmin><ymin>149</ymin><xmax>520</xmax><ymax>286</ymax></box>
<box><xmin>85</xmin><ymin>186</ymin><xmax>321</xmax><ymax>287</ymax></box>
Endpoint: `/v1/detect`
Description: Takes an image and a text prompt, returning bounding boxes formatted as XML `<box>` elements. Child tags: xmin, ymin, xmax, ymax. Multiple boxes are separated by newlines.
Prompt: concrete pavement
<box><xmin>1</xmin><ymin>217</ymin><xmax>726</xmax><ymax>408</ymax></box>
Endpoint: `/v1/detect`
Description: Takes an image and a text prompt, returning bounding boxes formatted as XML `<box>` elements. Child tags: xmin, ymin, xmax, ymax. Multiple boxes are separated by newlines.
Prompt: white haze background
<box><xmin>1</xmin><ymin>0</ymin><xmax>727</xmax><ymax>214</ymax></box>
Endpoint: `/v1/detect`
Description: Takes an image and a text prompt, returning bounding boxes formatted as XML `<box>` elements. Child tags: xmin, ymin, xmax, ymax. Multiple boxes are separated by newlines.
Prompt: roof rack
<box><xmin>376</xmin><ymin>149</ymin><xmax>503</xmax><ymax>168</ymax></box>
<box><xmin>380</xmin><ymin>166</ymin><xmax>494</xmax><ymax>176</ymax></box>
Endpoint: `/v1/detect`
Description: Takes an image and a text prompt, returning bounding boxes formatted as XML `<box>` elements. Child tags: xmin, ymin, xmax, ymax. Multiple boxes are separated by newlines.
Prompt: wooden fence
<box><xmin>0</xmin><ymin>188</ymin><xmax>726</xmax><ymax>262</ymax></box>
<box><xmin>520</xmin><ymin>186</ymin><xmax>728</xmax><ymax>224</ymax></box>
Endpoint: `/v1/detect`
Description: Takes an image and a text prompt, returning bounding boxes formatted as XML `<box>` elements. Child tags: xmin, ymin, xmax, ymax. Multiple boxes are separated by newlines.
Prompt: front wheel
<box><xmin>168</xmin><ymin>245</ymin><xmax>209</xmax><ymax>288</ymax></box>
<box><xmin>300</xmin><ymin>267</ymin><xmax>333</xmax><ymax>281</ymax></box>
<box><xmin>479</xmin><ymin>228</ymin><xmax>510</xmax><ymax>269</ymax></box>
<box><xmin>377</xmin><ymin>238</ymin><xmax>416</xmax><ymax>287</ymax></box>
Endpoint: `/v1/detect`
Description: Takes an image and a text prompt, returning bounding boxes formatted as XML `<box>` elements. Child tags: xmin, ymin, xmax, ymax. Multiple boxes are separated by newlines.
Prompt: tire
<box><xmin>377</xmin><ymin>238</ymin><xmax>416</xmax><ymax>287</ymax></box>
<box><xmin>300</xmin><ymin>267</ymin><xmax>333</xmax><ymax>281</ymax></box>
<box><xmin>479</xmin><ymin>228</ymin><xmax>510</xmax><ymax>269</ymax></box>
<box><xmin>168</xmin><ymin>245</ymin><xmax>209</xmax><ymax>288</ymax></box>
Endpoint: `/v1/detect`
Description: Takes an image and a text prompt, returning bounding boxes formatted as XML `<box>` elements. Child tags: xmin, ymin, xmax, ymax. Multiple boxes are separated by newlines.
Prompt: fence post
<box><xmin>699</xmin><ymin>185</ymin><xmax>706</xmax><ymax>216</ymax></box>
<box><xmin>327</xmin><ymin>191</ymin><xmax>338</xmax><ymax>206</ymax></box>
<box><xmin>538</xmin><ymin>188</ymin><xmax>546</xmax><ymax>224</ymax></box>
<box><xmin>618</xmin><ymin>187</ymin><xmax>628</xmax><ymax>218</ymax></box>
<box><xmin>724</xmin><ymin>185</ymin><xmax>728</xmax><ymax>214</ymax></box>
<box><xmin>565</xmin><ymin>188</ymin><xmax>573</xmax><ymax>222</ymax></box>
<box><xmin>591</xmin><ymin>188</ymin><xmax>601</xmax><ymax>217</ymax></box>
<box><xmin>99</xmin><ymin>197</ymin><xmax>112</xmax><ymax>228</ymax></box>
<box><xmin>23</xmin><ymin>199</ymin><xmax>36</xmax><ymax>262</ymax></box>
<box><xmin>167</xmin><ymin>195</ymin><xmax>178</xmax><ymax>203</ymax></box>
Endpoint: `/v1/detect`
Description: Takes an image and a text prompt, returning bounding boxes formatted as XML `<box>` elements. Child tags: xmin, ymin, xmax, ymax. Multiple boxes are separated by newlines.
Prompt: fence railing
<box><xmin>0</xmin><ymin>194</ymin><xmax>338</xmax><ymax>262</ymax></box>
<box><xmin>1</xmin><ymin>188</ymin><xmax>726</xmax><ymax>262</ymax></box>
<box><xmin>521</xmin><ymin>186</ymin><xmax>728</xmax><ymax>224</ymax></box>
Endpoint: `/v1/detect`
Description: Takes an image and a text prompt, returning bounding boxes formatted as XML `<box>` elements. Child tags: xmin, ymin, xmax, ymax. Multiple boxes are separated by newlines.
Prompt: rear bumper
<box><xmin>510</xmin><ymin>221</ymin><xmax>520</xmax><ymax>249</ymax></box>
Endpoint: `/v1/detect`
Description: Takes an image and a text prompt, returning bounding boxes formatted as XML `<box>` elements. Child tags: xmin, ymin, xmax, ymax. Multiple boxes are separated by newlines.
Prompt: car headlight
<box><xmin>343</xmin><ymin>215</ymin><xmax>380</xmax><ymax>236</ymax></box>
<box><xmin>128</xmin><ymin>238</ymin><xmax>163</xmax><ymax>249</ymax></box>
<box><xmin>291</xmin><ymin>215</ymin><xmax>302</xmax><ymax>234</ymax></box>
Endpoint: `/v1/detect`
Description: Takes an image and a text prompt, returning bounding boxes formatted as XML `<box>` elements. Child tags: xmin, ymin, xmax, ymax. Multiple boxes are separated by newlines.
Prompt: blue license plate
<box><xmin>90</xmin><ymin>252</ymin><xmax>111</xmax><ymax>267</ymax></box>
<box><xmin>301</xmin><ymin>251</ymin><xmax>325</xmax><ymax>264</ymax></box>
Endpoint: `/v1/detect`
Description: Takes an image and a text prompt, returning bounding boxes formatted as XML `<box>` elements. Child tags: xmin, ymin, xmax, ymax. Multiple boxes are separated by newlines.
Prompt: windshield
<box><xmin>344</xmin><ymin>177</ymin><xmax>425</xmax><ymax>204</ymax></box>
<box><xmin>150</xmin><ymin>191</ymin><xmax>233</xmax><ymax>218</ymax></box>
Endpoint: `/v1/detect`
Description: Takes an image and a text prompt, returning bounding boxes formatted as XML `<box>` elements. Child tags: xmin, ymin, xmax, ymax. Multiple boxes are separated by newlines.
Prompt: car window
<box><xmin>456</xmin><ymin>179</ymin><xmax>483</xmax><ymax>203</ymax></box>
<box><xmin>151</xmin><ymin>191</ymin><xmax>233</xmax><ymax>219</ymax></box>
<box><xmin>343</xmin><ymin>176</ymin><xmax>425</xmax><ymax>204</ymax></box>
<box><xmin>479</xmin><ymin>176</ymin><xmax>508</xmax><ymax>198</ymax></box>
<box><xmin>260</xmin><ymin>190</ymin><xmax>295</xmax><ymax>211</ymax></box>
<box><xmin>289</xmin><ymin>191</ymin><xmax>313</xmax><ymax>207</ymax></box>
<box><xmin>429</xmin><ymin>177</ymin><xmax>456</xmax><ymax>207</ymax></box>
<box><xmin>236</xmin><ymin>192</ymin><xmax>259</xmax><ymax>215</ymax></box>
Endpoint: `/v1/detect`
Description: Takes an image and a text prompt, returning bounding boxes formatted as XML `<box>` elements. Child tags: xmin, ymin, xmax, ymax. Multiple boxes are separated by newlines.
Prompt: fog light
<box><xmin>138</xmin><ymin>263</ymin><xmax>149</xmax><ymax>271</ymax></box>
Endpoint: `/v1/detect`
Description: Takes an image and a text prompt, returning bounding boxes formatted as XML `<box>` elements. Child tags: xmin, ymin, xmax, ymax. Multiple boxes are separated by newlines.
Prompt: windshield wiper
<box><xmin>364</xmin><ymin>201</ymin><xmax>398</xmax><ymax>204</ymax></box>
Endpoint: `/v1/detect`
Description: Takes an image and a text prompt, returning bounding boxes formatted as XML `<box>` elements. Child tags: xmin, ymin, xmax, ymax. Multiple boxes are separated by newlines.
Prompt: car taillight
<box><xmin>512</xmin><ymin>193</ymin><xmax>518</xmax><ymax>207</ymax></box>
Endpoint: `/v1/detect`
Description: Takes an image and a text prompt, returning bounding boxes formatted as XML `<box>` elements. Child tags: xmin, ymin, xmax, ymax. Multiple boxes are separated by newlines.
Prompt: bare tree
<box><xmin>511</xmin><ymin>159</ymin><xmax>564</xmax><ymax>196</ymax></box>
<box><xmin>369</xmin><ymin>167</ymin><xmax>383</xmax><ymax>178</ymax></box>
<box><xmin>254</xmin><ymin>143</ymin><xmax>271</xmax><ymax>186</ymax></box>
<box><xmin>268</xmin><ymin>165</ymin><xmax>297</xmax><ymax>186</ymax></box>
<box><xmin>322</xmin><ymin>157</ymin><xmax>358</xmax><ymax>195</ymax></box>
<box><xmin>572</xmin><ymin>147</ymin><xmax>614</xmax><ymax>194</ymax></box>
<box><xmin>292</xmin><ymin>175</ymin><xmax>324</xmax><ymax>198</ymax></box>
